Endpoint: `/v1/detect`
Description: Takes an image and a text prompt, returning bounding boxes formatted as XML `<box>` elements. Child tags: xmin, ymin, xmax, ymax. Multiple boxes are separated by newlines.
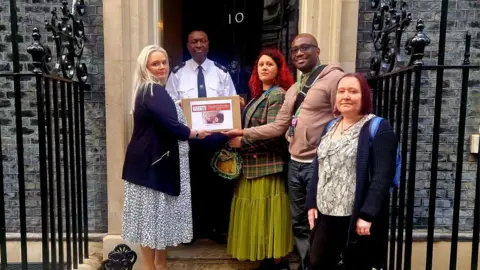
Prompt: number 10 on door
<box><xmin>228</xmin><ymin>12</ymin><xmax>244</xmax><ymax>24</ymax></box>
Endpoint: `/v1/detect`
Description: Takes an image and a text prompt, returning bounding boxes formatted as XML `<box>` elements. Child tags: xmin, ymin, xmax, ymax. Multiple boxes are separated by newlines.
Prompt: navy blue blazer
<box><xmin>306</xmin><ymin>117</ymin><xmax>397</xmax><ymax>267</ymax></box>
<box><xmin>122</xmin><ymin>84</ymin><xmax>228</xmax><ymax>196</ymax></box>
<box><xmin>122</xmin><ymin>84</ymin><xmax>190</xmax><ymax>196</ymax></box>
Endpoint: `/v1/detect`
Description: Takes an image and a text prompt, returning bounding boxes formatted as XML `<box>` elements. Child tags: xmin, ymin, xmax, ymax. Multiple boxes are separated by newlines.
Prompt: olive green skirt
<box><xmin>227</xmin><ymin>173</ymin><xmax>294</xmax><ymax>261</ymax></box>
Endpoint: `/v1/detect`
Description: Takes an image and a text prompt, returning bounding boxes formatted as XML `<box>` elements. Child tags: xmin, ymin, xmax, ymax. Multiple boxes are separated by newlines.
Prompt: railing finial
<box><xmin>102</xmin><ymin>244</ymin><xmax>137</xmax><ymax>270</ymax></box>
<box><xmin>406</xmin><ymin>19</ymin><xmax>431</xmax><ymax>66</ymax></box>
<box><xmin>27</xmin><ymin>28</ymin><xmax>50</xmax><ymax>74</ymax></box>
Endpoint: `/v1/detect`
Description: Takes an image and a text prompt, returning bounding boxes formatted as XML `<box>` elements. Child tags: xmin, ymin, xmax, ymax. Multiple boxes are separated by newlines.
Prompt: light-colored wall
<box><xmin>299</xmin><ymin>0</ymin><xmax>359</xmax><ymax>73</ymax></box>
<box><xmin>103</xmin><ymin>0</ymin><xmax>161</xmax><ymax>260</ymax></box>
<box><xmin>103</xmin><ymin>0</ymin><xmax>159</xmax><ymax>237</ymax></box>
<box><xmin>391</xmin><ymin>241</ymin><xmax>478</xmax><ymax>270</ymax></box>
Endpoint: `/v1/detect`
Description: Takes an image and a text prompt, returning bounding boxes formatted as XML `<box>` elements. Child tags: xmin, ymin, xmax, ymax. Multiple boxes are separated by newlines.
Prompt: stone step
<box><xmin>166</xmin><ymin>239</ymin><xmax>299</xmax><ymax>270</ymax></box>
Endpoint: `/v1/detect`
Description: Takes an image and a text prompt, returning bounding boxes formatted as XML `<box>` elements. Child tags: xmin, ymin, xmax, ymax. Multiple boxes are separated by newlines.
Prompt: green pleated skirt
<box><xmin>227</xmin><ymin>173</ymin><xmax>294</xmax><ymax>261</ymax></box>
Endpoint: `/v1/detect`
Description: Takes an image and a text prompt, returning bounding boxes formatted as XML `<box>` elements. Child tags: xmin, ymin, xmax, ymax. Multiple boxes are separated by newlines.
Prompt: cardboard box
<box><xmin>181</xmin><ymin>96</ymin><xmax>242</xmax><ymax>132</ymax></box>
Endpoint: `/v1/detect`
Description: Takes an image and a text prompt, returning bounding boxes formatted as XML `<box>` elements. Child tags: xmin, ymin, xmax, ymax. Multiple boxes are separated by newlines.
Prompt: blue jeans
<box><xmin>288</xmin><ymin>160</ymin><xmax>315</xmax><ymax>270</ymax></box>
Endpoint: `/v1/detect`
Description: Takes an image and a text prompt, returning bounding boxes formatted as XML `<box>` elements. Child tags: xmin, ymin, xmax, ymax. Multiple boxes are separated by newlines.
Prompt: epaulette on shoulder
<box><xmin>172</xmin><ymin>62</ymin><xmax>186</xmax><ymax>74</ymax></box>
<box><xmin>214</xmin><ymin>62</ymin><xmax>228</xmax><ymax>73</ymax></box>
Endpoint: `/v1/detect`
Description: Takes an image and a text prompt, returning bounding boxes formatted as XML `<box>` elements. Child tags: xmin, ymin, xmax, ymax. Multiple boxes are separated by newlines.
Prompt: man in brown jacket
<box><xmin>226</xmin><ymin>34</ymin><xmax>344</xmax><ymax>269</ymax></box>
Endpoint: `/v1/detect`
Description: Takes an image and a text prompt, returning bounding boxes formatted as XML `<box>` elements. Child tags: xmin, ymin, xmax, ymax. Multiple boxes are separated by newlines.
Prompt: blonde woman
<box><xmin>122</xmin><ymin>45</ymin><xmax>210</xmax><ymax>270</ymax></box>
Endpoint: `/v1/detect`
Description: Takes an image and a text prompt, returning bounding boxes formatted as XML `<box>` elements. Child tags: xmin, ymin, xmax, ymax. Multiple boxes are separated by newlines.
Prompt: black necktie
<box><xmin>197</xmin><ymin>66</ymin><xmax>206</xmax><ymax>98</ymax></box>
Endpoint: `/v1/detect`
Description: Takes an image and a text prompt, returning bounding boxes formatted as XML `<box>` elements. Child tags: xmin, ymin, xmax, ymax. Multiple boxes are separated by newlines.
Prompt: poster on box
<box><xmin>182</xmin><ymin>96</ymin><xmax>241</xmax><ymax>132</ymax></box>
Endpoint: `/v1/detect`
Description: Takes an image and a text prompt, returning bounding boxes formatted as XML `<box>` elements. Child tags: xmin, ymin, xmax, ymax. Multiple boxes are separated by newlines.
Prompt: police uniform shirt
<box><xmin>166</xmin><ymin>58</ymin><xmax>237</xmax><ymax>101</ymax></box>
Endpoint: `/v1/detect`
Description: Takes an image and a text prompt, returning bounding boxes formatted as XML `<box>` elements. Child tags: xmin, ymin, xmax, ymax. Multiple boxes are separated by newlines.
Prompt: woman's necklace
<box><xmin>340</xmin><ymin>116</ymin><xmax>364</xmax><ymax>135</ymax></box>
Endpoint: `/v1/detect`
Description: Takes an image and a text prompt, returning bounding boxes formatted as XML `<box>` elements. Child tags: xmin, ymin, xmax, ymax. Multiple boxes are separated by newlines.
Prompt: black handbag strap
<box><xmin>293</xmin><ymin>65</ymin><xmax>326</xmax><ymax>114</ymax></box>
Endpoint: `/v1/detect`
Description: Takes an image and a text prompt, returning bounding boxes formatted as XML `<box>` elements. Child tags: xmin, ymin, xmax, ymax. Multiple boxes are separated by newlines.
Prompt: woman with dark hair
<box><xmin>306</xmin><ymin>73</ymin><xmax>398</xmax><ymax>270</ymax></box>
<box><xmin>227</xmin><ymin>48</ymin><xmax>295</xmax><ymax>270</ymax></box>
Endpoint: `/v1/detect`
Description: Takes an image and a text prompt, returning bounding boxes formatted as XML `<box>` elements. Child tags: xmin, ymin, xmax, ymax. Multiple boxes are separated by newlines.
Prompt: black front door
<box><xmin>180</xmin><ymin>0</ymin><xmax>299</xmax><ymax>98</ymax></box>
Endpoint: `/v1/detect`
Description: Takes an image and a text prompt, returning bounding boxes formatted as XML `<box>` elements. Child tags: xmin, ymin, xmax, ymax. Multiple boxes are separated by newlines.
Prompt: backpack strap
<box><xmin>325</xmin><ymin>117</ymin><xmax>341</xmax><ymax>133</ymax></box>
<box><xmin>369</xmin><ymin>116</ymin><xmax>383</xmax><ymax>139</ymax></box>
<box><xmin>292</xmin><ymin>65</ymin><xmax>327</xmax><ymax>114</ymax></box>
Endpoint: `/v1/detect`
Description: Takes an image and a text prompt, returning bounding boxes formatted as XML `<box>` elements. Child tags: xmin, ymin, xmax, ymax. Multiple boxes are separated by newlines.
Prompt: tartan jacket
<box><xmin>240</xmin><ymin>87</ymin><xmax>289</xmax><ymax>179</ymax></box>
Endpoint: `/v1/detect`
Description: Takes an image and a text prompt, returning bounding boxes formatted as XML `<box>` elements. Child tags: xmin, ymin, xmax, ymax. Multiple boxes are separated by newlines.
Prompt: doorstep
<box><xmin>166</xmin><ymin>239</ymin><xmax>300</xmax><ymax>270</ymax></box>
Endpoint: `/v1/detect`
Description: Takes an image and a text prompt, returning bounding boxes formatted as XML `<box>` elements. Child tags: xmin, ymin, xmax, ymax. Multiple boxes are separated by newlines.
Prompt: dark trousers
<box><xmin>310</xmin><ymin>213</ymin><xmax>381</xmax><ymax>270</ymax></box>
<box><xmin>310</xmin><ymin>213</ymin><xmax>350</xmax><ymax>270</ymax></box>
<box><xmin>287</xmin><ymin>160</ymin><xmax>315</xmax><ymax>270</ymax></box>
<box><xmin>189</xmin><ymin>149</ymin><xmax>233</xmax><ymax>237</ymax></box>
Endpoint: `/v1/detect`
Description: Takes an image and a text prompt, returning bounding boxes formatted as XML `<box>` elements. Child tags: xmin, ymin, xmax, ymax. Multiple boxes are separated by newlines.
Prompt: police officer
<box><xmin>166</xmin><ymin>30</ymin><xmax>236</xmax><ymax>99</ymax></box>
<box><xmin>166</xmin><ymin>30</ymin><xmax>236</xmax><ymax>244</ymax></box>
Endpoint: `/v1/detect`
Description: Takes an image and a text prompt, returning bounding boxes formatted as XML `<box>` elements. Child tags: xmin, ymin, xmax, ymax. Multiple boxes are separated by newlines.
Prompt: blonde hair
<box><xmin>131</xmin><ymin>45</ymin><xmax>169</xmax><ymax>112</ymax></box>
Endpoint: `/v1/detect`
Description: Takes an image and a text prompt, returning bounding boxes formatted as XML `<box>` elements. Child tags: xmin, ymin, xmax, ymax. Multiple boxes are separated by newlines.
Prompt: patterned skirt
<box><xmin>227</xmin><ymin>173</ymin><xmax>294</xmax><ymax>261</ymax></box>
<box><xmin>121</xmin><ymin>179</ymin><xmax>193</xmax><ymax>250</ymax></box>
<box><xmin>121</xmin><ymin>139</ymin><xmax>192</xmax><ymax>250</ymax></box>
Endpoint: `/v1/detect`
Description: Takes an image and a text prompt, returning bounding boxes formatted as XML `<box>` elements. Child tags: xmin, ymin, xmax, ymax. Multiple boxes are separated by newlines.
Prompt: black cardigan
<box><xmin>306</xmin><ymin>117</ymin><xmax>398</xmax><ymax>267</ymax></box>
<box><xmin>122</xmin><ymin>84</ymin><xmax>227</xmax><ymax>196</ymax></box>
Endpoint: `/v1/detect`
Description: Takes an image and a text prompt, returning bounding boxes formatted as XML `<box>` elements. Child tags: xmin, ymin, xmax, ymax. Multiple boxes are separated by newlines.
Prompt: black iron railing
<box><xmin>367</xmin><ymin>1</ymin><xmax>480</xmax><ymax>269</ymax></box>
<box><xmin>1</xmin><ymin>0</ymin><xmax>90</xmax><ymax>269</ymax></box>
<box><xmin>369</xmin><ymin>52</ymin><xmax>480</xmax><ymax>270</ymax></box>
<box><xmin>0</xmin><ymin>74</ymin><xmax>90</xmax><ymax>270</ymax></box>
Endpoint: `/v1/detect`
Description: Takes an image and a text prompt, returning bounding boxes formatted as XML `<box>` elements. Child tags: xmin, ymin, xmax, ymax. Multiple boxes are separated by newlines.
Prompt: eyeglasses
<box><xmin>290</xmin><ymin>44</ymin><xmax>317</xmax><ymax>55</ymax></box>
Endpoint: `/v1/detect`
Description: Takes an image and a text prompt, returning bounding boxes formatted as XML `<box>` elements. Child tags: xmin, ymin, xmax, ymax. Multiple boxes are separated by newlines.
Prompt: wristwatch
<box><xmin>195</xmin><ymin>130</ymin><xmax>199</xmax><ymax>139</ymax></box>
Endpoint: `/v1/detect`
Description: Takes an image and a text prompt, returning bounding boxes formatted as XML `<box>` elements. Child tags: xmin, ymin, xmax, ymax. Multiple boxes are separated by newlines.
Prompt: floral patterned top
<box><xmin>316</xmin><ymin>114</ymin><xmax>375</xmax><ymax>216</ymax></box>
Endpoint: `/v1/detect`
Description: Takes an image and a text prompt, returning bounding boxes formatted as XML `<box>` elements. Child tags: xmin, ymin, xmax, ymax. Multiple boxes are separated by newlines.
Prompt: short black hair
<box><xmin>187</xmin><ymin>30</ymin><xmax>208</xmax><ymax>41</ymax></box>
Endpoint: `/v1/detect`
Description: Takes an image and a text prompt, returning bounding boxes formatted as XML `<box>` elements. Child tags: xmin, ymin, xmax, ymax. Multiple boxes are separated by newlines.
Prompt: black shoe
<box><xmin>274</xmin><ymin>261</ymin><xmax>290</xmax><ymax>270</ymax></box>
<box><xmin>208</xmin><ymin>231</ymin><xmax>227</xmax><ymax>244</ymax></box>
<box><xmin>253</xmin><ymin>259</ymin><xmax>274</xmax><ymax>270</ymax></box>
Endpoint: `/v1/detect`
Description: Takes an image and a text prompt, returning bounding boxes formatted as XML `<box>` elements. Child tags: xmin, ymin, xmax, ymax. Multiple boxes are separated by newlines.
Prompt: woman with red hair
<box><xmin>227</xmin><ymin>48</ymin><xmax>294</xmax><ymax>270</ymax></box>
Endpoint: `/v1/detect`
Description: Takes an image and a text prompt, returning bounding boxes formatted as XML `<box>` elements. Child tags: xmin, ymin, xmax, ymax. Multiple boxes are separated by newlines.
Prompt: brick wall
<box><xmin>0</xmin><ymin>0</ymin><xmax>106</xmax><ymax>233</ymax></box>
<box><xmin>357</xmin><ymin>0</ymin><xmax>480</xmax><ymax>231</ymax></box>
